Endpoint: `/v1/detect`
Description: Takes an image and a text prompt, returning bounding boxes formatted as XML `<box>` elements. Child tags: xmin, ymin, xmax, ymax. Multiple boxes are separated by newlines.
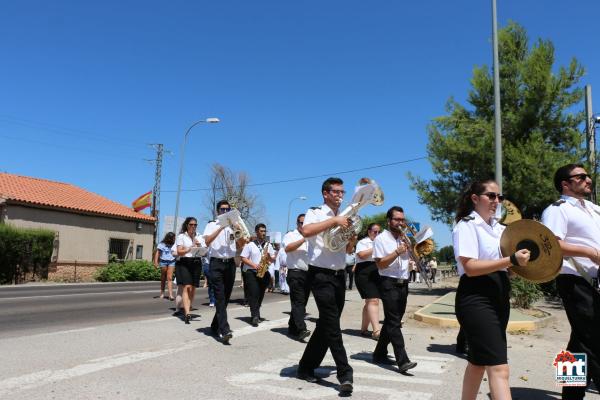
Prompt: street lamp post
<box><xmin>492</xmin><ymin>0</ymin><xmax>503</xmax><ymax>192</ymax></box>
<box><xmin>287</xmin><ymin>196</ymin><xmax>307</xmax><ymax>232</ymax></box>
<box><xmin>173</xmin><ymin>117</ymin><xmax>220</xmax><ymax>232</ymax></box>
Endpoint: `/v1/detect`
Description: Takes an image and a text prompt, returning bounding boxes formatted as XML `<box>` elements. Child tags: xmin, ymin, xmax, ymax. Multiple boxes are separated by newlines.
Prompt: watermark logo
<box><xmin>554</xmin><ymin>350</ymin><xmax>587</xmax><ymax>387</ymax></box>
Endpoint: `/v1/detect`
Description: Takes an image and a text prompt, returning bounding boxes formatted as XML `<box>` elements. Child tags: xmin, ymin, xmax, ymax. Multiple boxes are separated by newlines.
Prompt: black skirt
<box><xmin>455</xmin><ymin>271</ymin><xmax>510</xmax><ymax>366</ymax></box>
<box><xmin>355</xmin><ymin>261</ymin><xmax>381</xmax><ymax>299</ymax></box>
<box><xmin>175</xmin><ymin>257</ymin><xmax>202</xmax><ymax>287</ymax></box>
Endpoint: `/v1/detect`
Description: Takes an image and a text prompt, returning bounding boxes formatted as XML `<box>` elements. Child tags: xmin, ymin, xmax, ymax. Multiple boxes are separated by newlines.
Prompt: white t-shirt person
<box><xmin>240</xmin><ymin>241</ymin><xmax>275</xmax><ymax>273</ymax></box>
<box><xmin>452</xmin><ymin>210</ymin><xmax>506</xmax><ymax>276</ymax></box>
<box><xmin>355</xmin><ymin>237</ymin><xmax>374</xmax><ymax>263</ymax></box>
<box><xmin>283</xmin><ymin>229</ymin><xmax>308</xmax><ymax>271</ymax></box>
<box><xmin>304</xmin><ymin>204</ymin><xmax>345</xmax><ymax>270</ymax></box>
<box><xmin>203</xmin><ymin>220</ymin><xmax>236</xmax><ymax>259</ymax></box>
<box><xmin>373</xmin><ymin>230</ymin><xmax>410</xmax><ymax>279</ymax></box>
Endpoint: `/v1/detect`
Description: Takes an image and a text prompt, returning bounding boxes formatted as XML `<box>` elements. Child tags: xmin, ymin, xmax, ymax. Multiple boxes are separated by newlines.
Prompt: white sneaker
<box><xmin>209</xmin><ymin>303</ymin><xmax>215</xmax><ymax>307</ymax></box>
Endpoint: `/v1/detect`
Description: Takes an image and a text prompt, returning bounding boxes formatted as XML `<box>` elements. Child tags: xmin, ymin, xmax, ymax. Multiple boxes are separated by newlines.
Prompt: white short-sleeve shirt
<box><xmin>175</xmin><ymin>232</ymin><xmax>208</xmax><ymax>258</ymax></box>
<box><xmin>452</xmin><ymin>211</ymin><xmax>506</xmax><ymax>276</ymax></box>
<box><xmin>275</xmin><ymin>248</ymin><xmax>287</xmax><ymax>269</ymax></box>
<box><xmin>283</xmin><ymin>229</ymin><xmax>308</xmax><ymax>271</ymax></box>
<box><xmin>372</xmin><ymin>230</ymin><xmax>410</xmax><ymax>279</ymax></box>
<box><xmin>356</xmin><ymin>237</ymin><xmax>374</xmax><ymax>263</ymax></box>
<box><xmin>541</xmin><ymin>195</ymin><xmax>600</xmax><ymax>277</ymax></box>
<box><xmin>240</xmin><ymin>241</ymin><xmax>275</xmax><ymax>272</ymax></box>
<box><xmin>304</xmin><ymin>204</ymin><xmax>346</xmax><ymax>270</ymax></box>
<box><xmin>203</xmin><ymin>220</ymin><xmax>236</xmax><ymax>259</ymax></box>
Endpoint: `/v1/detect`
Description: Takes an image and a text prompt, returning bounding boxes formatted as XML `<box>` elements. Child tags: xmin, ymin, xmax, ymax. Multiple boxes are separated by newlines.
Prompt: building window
<box><xmin>109</xmin><ymin>238</ymin><xmax>130</xmax><ymax>261</ymax></box>
<box><xmin>136</xmin><ymin>245</ymin><xmax>143</xmax><ymax>259</ymax></box>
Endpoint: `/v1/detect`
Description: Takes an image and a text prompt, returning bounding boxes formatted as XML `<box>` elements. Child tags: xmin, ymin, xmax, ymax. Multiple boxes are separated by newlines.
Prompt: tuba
<box><xmin>323</xmin><ymin>178</ymin><xmax>384</xmax><ymax>252</ymax></box>
<box><xmin>399</xmin><ymin>223</ymin><xmax>435</xmax><ymax>289</ymax></box>
<box><xmin>256</xmin><ymin>241</ymin><xmax>271</xmax><ymax>278</ymax></box>
<box><xmin>217</xmin><ymin>209</ymin><xmax>251</xmax><ymax>241</ymax></box>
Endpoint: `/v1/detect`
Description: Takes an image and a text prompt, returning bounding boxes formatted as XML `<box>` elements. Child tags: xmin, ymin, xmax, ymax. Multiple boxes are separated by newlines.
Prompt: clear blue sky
<box><xmin>1</xmin><ymin>1</ymin><xmax>599</xmax><ymax>248</ymax></box>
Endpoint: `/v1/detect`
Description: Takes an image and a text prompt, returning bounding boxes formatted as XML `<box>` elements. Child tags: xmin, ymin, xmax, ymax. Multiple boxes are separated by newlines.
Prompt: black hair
<box><xmin>255</xmin><ymin>223</ymin><xmax>266</xmax><ymax>232</ymax></box>
<box><xmin>455</xmin><ymin>179</ymin><xmax>497</xmax><ymax>223</ymax></box>
<box><xmin>180</xmin><ymin>217</ymin><xmax>197</xmax><ymax>234</ymax></box>
<box><xmin>321</xmin><ymin>177</ymin><xmax>344</xmax><ymax>193</ymax></box>
<box><xmin>216</xmin><ymin>199</ymin><xmax>230</xmax><ymax>211</ymax></box>
<box><xmin>161</xmin><ymin>232</ymin><xmax>176</xmax><ymax>246</ymax></box>
<box><xmin>553</xmin><ymin>163</ymin><xmax>585</xmax><ymax>194</ymax></box>
<box><xmin>367</xmin><ymin>223</ymin><xmax>380</xmax><ymax>231</ymax></box>
<box><xmin>296</xmin><ymin>213</ymin><xmax>305</xmax><ymax>223</ymax></box>
<box><xmin>386</xmin><ymin>206</ymin><xmax>404</xmax><ymax>220</ymax></box>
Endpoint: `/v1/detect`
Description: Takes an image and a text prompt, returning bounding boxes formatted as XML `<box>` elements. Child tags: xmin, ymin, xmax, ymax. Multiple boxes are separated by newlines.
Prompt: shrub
<box><xmin>510</xmin><ymin>276</ymin><xmax>543</xmax><ymax>309</ymax></box>
<box><xmin>95</xmin><ymin>260</ymin><xmax>160</xmax><ymax>282</ymax></box>
<box><xmin>0</xmin><ymin>224</ymin><xmax>54</xmax><ymax>284</ymax></box>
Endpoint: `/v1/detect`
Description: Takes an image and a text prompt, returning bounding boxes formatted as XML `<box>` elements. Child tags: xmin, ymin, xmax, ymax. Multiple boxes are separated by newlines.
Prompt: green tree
<box><xmin>409</xmin><ymin>21</ymin><xmax>586</xmax><ymax>224</ymax></box>
<box><xmin>436</xmin><ymin>245</ymin><xmax>455</xmax><ymax>264</ymax></box>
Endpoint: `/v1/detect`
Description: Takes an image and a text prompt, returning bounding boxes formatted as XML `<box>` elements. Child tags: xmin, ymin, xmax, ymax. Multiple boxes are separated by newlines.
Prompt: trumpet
<box><xmin>399</xmin><ymin>223</ymin><xmax>435</xmax><ymax>289</ymax></box>
<box><xmin>217</xmin><ymin>209</ymin><xmax>251</xmax><ymax>241</ymax></box>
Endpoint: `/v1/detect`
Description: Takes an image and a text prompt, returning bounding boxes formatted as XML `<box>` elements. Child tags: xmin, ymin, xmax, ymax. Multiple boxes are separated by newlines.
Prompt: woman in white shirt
<box><xmin>452</xmin><ymin>180</ymin><xmax>529</xmax><ymax>400</ymax></box>
<box><xmin>175</xmin><ymin>217</ymin><xmax>207</xmax><ymax>324</ymax></box>
<box><xmin>354</xmin><ymin>223</ymin><xmax>382</xmax><ymax>339</ymax></box>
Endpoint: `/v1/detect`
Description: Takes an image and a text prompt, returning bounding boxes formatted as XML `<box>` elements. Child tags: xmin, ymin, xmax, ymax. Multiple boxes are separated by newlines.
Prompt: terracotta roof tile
<box><xmin>0</xmin><ymin>172</ymin><xmax>155</xmax><ymax>222</ymax></box>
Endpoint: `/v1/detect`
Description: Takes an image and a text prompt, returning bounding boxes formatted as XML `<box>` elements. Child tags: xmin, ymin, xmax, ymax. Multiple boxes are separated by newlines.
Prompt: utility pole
<box><xmin>492</xmin><ymin>0</ymin><xmax>503</xmax><ymax>192</ymax></box>
<box><xmin>148</xmin><ymin>144</ymin><xmax>171</xmax><ymax>247</ymax></box>
<box><xmin>585</xmin><ymin>85</ymin><xmax>596</xmax><ymax>202</ymax></box>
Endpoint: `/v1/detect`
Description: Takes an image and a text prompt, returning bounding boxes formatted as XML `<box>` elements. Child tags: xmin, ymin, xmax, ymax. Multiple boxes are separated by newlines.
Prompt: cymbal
<box><xmin>499</xmin><ymin>199</ymin><xmax>522</xmax><ymax>225</ymax></box>
<box><xmin>500</xmin><ymin>219</ymin><xmax>562</xmax><ymax>283</ymax></box>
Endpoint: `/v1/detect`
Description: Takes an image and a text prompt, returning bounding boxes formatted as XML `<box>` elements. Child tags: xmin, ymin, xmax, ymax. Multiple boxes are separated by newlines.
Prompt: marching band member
<box><xmin>371</xmin><ymin>207</ymin><xmax>416</xmax><ymax>372</ymax></box>
<box><xmin>453</xmin><ymin>179</ymin><xmax>529</xmax><ymax>400</ymax></box>
<box><xmin>174</xmin><ymin>217</ymin><xmax>207</xmax><ymax>324</ymax></box>
<box><xmin>284</xmin><ymin>213</ymin><xmax>311</xmax><ymax>340</ymax></box>
<box><xmin>203</xmin><ymin>200</ymin><xmax>246</xmax><ymax>344</ymax></box>
<box><xmin>276</xmin><ymin>245</ymin><xmax>289</xmax><ymax>294</ymax></box>
<box><xmin>296</xmin><ymin>177</ymin><xmax>354</xmax><ymax>394</ymax></box>
<box><xmin>541</xmin><ymin>164</ymin><xmax>600</xmax><ymax>399</ymax></box>
<box><xmin>355</xmin><ymin>223</ymin><xmax>382</xmax><ymax>340</ymax></box>
<box><xmin>240</xmin><ymin>223</ymin><xmax>275</xmax><ymax>327</ymax></box>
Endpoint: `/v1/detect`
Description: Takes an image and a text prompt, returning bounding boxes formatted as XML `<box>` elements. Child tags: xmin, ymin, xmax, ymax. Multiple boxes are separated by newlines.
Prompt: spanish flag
<box><xmin>132</xmin><ymin>191</ymin><xmax>152</xmax><ymax>212</ymax></box>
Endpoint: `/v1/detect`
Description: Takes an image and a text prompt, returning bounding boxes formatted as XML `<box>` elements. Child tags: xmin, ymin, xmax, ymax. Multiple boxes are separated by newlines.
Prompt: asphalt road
<box><xmin>0</xmin><ymin>280</ymin><xmax>284</xmax><ymax>338</ymax></box>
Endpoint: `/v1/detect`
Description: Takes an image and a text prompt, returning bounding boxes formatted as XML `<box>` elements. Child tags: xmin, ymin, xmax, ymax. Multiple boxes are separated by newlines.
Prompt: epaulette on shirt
<box><xmin>552</xmin><ymin>199</ymin><xmax>566</xmax><ymax>207</ymax></box>
<box><xmin>309</xmin><ymin>206</ymin><xmax>321</xmax><ymax>210</ymax></box>
<box><xmin>208</xmin><ymin>220</ymin><xmax>215</xmax><ymax>223</ymax></box>
<box><xmin>461</xmin><ymin>216</ymin><xmax>475</xmax><ymax>222</ymax></box>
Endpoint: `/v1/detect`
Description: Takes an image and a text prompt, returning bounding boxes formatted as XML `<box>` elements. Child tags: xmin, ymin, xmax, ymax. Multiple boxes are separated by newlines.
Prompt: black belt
<box><xmin>309</xmin><ymin>265</ymin><xmax>345</xmax><ymax>276</ymax></box>
<box><xmin>210</xmin><ymin>256</ymin><xmax>235</xmax><ymax>263</ymax></box>
<box><xmin>380</xmin><ymin>276</ymin><xmax>409</xmax><ymax>285</ymax></box>
<box><xmin>288</xmin><ymin>268</ymin><xmax>308</xmax><ymax>272</ymax></box>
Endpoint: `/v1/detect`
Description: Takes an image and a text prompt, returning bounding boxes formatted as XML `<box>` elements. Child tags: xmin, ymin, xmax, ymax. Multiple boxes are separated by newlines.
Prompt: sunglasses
<box><xmin>328</xmin><ymin>189</ymin><xmax>346</xmax><ymax>195</ymax></box>
<box><xmin>568</xmin><ymin>173</ymin><xmax>592</xmax><ymax>181</ymax></box>
<box><xmin>369</xmin><ymin>230</ymin><xmax>381</xmax><ymax>234</ymax></box>
<box><xmin>188</xmin><ymin>223</ymin><xmax>197</xmax><ymax>226</ymax></box>
<box><xmin>480</xmin><ymin>192</ymin><xmax>504</xmax><ymax>202</ymax></box>
<box><xmin>218</xmin><ymin>208</ymin><xmax>231</xmax><ymax>212</ymax></box>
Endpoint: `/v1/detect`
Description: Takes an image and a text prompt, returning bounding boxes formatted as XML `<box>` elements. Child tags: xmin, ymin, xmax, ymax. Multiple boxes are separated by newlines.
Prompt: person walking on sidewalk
<box><xmin>283</xmin><ymin>213</ymin><xmax>311</xmax><ymax>341</ymax></box>
<box><xmin>541</xmin><ymin>164</ymin><xmax>600</xmax><ymax>400</ymax></box>
<box><xmin>296</xmin><ymin>177</ymin><xmax>354</xmax><ymax>394</ymax></box>
<box><xmin>354</xmin><ymin>223</ymin><xmax>382</xmax><ymax>340</ymax></box>
<box><xmin>203</xmin><ymin>200</ymin><xmax>247</xmax><ymax>344</ymax></box>
<box><xmin>154</xmin><ymin>232</ymin><xmax>176</xmax><ymax>300</ymax></box>
<box><xmin>371</xmin><ymin>206</ymin><xmax>417</xmax><ymax>374</ymax></box>
<box><xmin>453</xmin><ymin>179</ymin><xmax>530</xmax><ymax>400</ymax></box>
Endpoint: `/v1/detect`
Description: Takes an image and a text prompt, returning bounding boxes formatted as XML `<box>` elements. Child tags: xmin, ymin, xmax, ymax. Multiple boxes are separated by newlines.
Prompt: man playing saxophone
<box><xmin>371</xmin><ymin>206</ymin><xmax>417</xmax><ymax>373</ymax></box>
<box><xmin>296</xmin><ymin>177</ymin><xmax>355</xmax><ymax>394</ymax></box>
<box><xmin>240</xmin><ymin>223</ymin><xmax>275</xmax><ymax>327</ymax></box>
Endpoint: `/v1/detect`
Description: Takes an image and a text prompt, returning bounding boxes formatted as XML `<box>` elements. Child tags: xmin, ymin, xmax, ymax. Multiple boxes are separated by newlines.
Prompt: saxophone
<box><xmin>323</xmin><ymin>178</ymin><xmax>384</xmax><ymax>252</ymax></box>
<box><xmin>256</xmin><ymin>241</ymin><xmax>271</xmax><ymax>278</ymax></box>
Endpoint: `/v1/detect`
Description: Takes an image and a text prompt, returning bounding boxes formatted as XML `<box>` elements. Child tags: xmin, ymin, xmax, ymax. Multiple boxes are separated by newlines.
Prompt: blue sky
<box><xmin>1</xmin><ymin>1</ymin><xmax>599</xmax><ymax>248</ymax></box>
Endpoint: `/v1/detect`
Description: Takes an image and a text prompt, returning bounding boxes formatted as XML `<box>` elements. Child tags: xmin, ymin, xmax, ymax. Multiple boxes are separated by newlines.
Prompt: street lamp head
<box><xmin>206</xmin><ymin>117</ymin><xmax>220</xmax><ymax>123</ymax></box>
<box><xmin>594</xmin><ymin>115</ymin><xmax>600</xmax><ymax>124</ymax></box>
<box><xmin>299</xmin><ymin>196</ymin><xmax>307</xmax><ymax>200</ymax></box>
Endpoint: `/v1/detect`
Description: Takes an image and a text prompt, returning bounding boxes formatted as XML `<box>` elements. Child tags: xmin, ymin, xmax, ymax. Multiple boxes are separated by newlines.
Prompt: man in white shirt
<box><xmin>240</xmin><ymin>223</ymin><xmax>275</xmax><ymax>327</ymax></box>
<box><xmin>372</xmin><ymin>206</ymin><xmax>417</xmax><ymax>374</ymax></box>
<box><xmin>296</xmin><ymin>177</ymin><xmax>354</xmax><ymax>394</ymax></box>
<box><xmin>541</xmin><ymin>164</ymin><xmax>600</xmax><ymax>399</ymax></box>
<box><xmin>203</xmin><ymin>200</ymin><xmax>247</xmax><ymax>344</ymax></box>
<box><xmin>284</xmin><ymin>213</ymin><xmax>311</xmax><ymax>340</ymax></box>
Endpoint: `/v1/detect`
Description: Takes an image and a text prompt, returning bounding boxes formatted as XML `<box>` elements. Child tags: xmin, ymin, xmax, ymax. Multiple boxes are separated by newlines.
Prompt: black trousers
<box><xmin>209</xmin><ymin>257</ymin><xmax>236</xmax><ymax>335</ymax></box>
<box><xmin>374</xmin><ymin>277</ymin><xmax>411</xmax><ymax>366</ymax></box>
<box><xmin>345</xmin><ymin>265</ymin><xmax>354</xmax><ymax>289</ymax></box>
<box><xmin>298</xmin><ymin>266</ymin><xmax>353</xmax><ymax>382</ymax></box>
<box><xmin>431</xmin><ymin>268</ymin><xmax>437</xmax><ymax>283</ymax></box>
<box><xmin>244</xmin><ymin>269</ymin><xmax>270</xmax><ymax>319</ymax></box>
<box><xmin>286</xmin><ymin>269</ymin><xmax>311</xmax><ymax>333</ymax></box>
<box><xmin>557</xmin><ymin>274</ymin><xmax>600</xmax><ymax>400</ymax></box>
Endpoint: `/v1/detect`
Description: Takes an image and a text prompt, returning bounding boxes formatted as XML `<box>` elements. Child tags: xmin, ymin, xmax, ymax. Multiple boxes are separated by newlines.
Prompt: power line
<box><xmin>162</xmin><ymin>156</ymin><xmax>428</xmax><ymax>193</ymax></box>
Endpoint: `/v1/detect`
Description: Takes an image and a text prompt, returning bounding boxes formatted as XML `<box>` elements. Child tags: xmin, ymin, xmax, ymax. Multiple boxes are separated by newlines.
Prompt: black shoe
<box><xmin>398</xmin><ymin>361</ymin><xmax>418</xmax><ymax>373</ymax></box>
<box><xmin>184</xmin><ymin>314</ymin><xmax>191</xmax><ymax>324</ymax></box>
<box><xmin>221</xmin><ymin>331</ymin><xmax>233</xmax><ymax>344</ymax></box>
<box><xmin>297</xmin><ymin>329</ymin><xmax>311</xmax><ymax>341</ymax></box>
<box><xmin>372</xmin><ymin>354</ymin><xmax>395</xmax><ymax>365</ymax></box>
<box><xmin>258</xmin><ymin>317</ymin><xmax>266</xmax><ymax>322</ymax></box>
<box><xmin>251</xmin><ymin>317</ymin><xmax>259</xmax><ymax>327</ymax></box>
<box><xmin>296</xmin><ymin>370</ymin><xmax>318</xmax><ymax>383</ymax></box>
<box><xmin>339</xmin><ymin>380</ymin><xmax>353</xmax><ymax>393</ymax></box>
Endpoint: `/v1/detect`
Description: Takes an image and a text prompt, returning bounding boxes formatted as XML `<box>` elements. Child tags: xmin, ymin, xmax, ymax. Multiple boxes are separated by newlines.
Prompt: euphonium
<box><xmin>399</xmin><ymin>223</ymin><xmax>435</xmax><ymax>289</ymax></box>
<box><xmin>323</xmin><ymin>178</ymin><xmax>384</xmax><ymax>252</ymax></box>
<box><xmin>217</xmin><ymin>209</ymin><xmax>251</xmax><ymax>241</ymax></box>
